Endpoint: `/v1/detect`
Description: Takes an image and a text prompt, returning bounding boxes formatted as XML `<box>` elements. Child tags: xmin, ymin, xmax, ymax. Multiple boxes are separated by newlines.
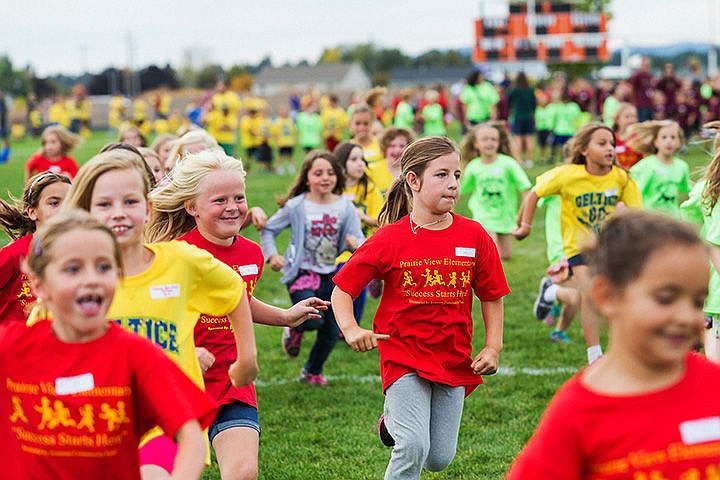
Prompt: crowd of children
<box><xmin>6</xmin><ymin>69</ymin><xmax>720</xmax><ymax>479</ymax></box>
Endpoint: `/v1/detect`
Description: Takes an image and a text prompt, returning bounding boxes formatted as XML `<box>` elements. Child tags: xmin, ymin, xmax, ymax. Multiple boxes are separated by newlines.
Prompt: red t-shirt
<box><xmin>0</xmin><ymin>322</ymin><xmax>217</xmax><ymax>480</ymax></box>
<box><xmin>333</xmin><ymin>213</ymin><xmax>510</xmax><ymax>393</ymax></box>
<box><xmin>507</xmin><ymin>353</ymin><xmax>720</xmax><ymax>480</ymax></box>
<box><xmin>25</xmin><ymin>154</ymin><xmax>79</xmax><ymax>179</ymax></box>
<box><xmin>0</xmin><ymin>234</ymin><xmax>34</xmax><ymax>325</ymax></box>
<box><xmin>179</xmin><ymin>228</ymin><xmax>264</xmax><ymax>408</ymax></box>
<box><xmin>614</xmin><ymin>134</ymin><xmax>642</xmax><ymax>170</ymax></box>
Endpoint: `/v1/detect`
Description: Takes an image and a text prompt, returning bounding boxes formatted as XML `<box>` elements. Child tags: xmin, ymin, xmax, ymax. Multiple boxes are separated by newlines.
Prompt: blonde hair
<box><xmin>564</xmin><ymin>122</ymin><xmax>616</xmax><ymax>165</ymax></box>
<box><xmin>460</xmin><ymin>122</ymin><xmax>513</xmax><ymax>166</ymax></box>
<box><xmin>40</xmin><ymin>125</ymin><xmax>82</xmax><ymax>156</ymax></box>
<box><xmin>0</xmin><ymin>171</ymin><xmax>71</xmax><ymax>240</ymax></box>
<box><xmin>626</xmin><ymin>120</ymin><xmax>685</xmax><ymax>157</ymax></box>
<box><xmin>146</xmin><ymin>150</ymin><xmax>246</xmax><ymax>243</ymax></box>
<box><xmin>65</xmin><ymin>149</ymin><xmax>152</xmax><ymax>212</ymax></box>
<box><xmin>150</xmin><ymin>133</ymin><xmax>178</xmax><ymax>155</ymax></box>
<box><xmin>24</xmin><ymin>208</ymin><xmax>123</xmax><ymax>281</ymax></box>
<box><xmin>350</xmin><ymin>103</ymin><xmax>375</xmax><ymax>121</ymax></box>
<box><xmin>611</xmin><ymin>102</ymin><xmax>637</xmax><ymax>133</ymax></box>
<box><xmin>165</xmin><ymin>129</ymin><xmax>220</xmax><ymax>172</ymax></box>
<box><xmin>119</xmin><ymin>125</ymin><xmax>147</xmax><ymax>147</ymax></box>
<box><xmin>701</xmin><ymin>121</ymin><xmax>720</xmax><ymax>211</ymax></box>
<box><xmin>379</xmin><ymin>136</ymin><xmax>459</xmax><ymax>226</ymax></box>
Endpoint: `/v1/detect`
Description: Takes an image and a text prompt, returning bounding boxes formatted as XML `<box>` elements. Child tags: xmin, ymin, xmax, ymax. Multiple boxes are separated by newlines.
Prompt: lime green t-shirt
<box><xmin>538</xmin><ymin>195</ymin><xmax>564</xmax><ymax>265</ymax></box>
<box><xmin>421</xmin><ymin>104</ymin><xmax>446</xmax><ymax>136</ymax></box>
<box><xmin>602</xmin><ymin>96</ymin><xmax>619</xmax><ymax>127</ymax></box>
<box><xmin>629</xmin><ymin>155</ymin><xmax>690</xmax><ymax>218</ymax></box>
<box><xmin>682</xmin><ymin>181</ymin><xmax>720</xmax><ymax>314</ymax></box>
<box><xmin>296</xmin><ymin>112</ymin><xmax>323</xmax><ymax>149</ymax></box>
<box><xmin>460</xmin><ymin>154</ymin><xmax>532</xmax><ymax>233</ymax></box>
<box><xmin>460</xmin><ymin>82</ymin><xmax>500</xmax><ymax>123</ymax></box>
<box><xmin>552</xmin><ymin>102</ymin><xmax>582</xmax><ymax>136</ymax></box>
<box><xmin>393</xmin><ymin>101</ymin><xmax>415</xmax><ymax>129</ymax></box>
<box><xmin>535</xmin><ymin>104</ymin><xmax>554</xmax><ymax>131</ymax></box>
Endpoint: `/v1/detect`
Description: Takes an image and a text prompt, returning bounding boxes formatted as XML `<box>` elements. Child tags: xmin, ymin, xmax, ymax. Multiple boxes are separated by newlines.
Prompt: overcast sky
<box><xmin>2</xmin><ymin>0</ymin><xmax>716</xmax><ymax>76</ymax></box>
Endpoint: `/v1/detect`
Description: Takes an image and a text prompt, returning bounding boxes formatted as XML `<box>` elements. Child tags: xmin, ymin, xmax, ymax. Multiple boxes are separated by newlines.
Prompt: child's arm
<box><xmin>241</xmin><ymin>206</ymin><xmax>268</xmax><ymax>231</ymax></box>
<box><xmin>169</xmin><ymin>419</ymin><xmax>206</xmax><ymax>480</ymax></box>
<box><xmin>249</xmin><ymin>296</ymin><xmax>329</xmax><ymax>327</ymax></box>
<box><xmin>471</xmin><ymin>297</ymin><xmax>504</xmax><ymax>375</ymax></box>
<box><xmin>511</xmin><ymin>189</ymin><xmax>539</xmax><ymax>240</ymax></box>
<box><xmin>227</xmin><ymin>292</ymin><xmax>259</xmax><ymax>388</ymax></box>
<box><xmin>331</xmin><ymin>286</ymin><xmax>389</xmax><ymax>352</ymax></box>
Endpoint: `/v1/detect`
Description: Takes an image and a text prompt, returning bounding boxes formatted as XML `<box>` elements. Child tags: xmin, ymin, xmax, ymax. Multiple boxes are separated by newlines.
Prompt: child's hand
<box><xmin>511</xmin><ymin>224</ymin><xmax>531</xmax><ymax>240</ymax></box>
<box><xmin>471</xmin><ymin>346</ymin><xmax>500</xmax><ymax>375</ymax></box>
<box><xmin>229</xmin><ymin>356</ymin><xmax>259</xmax><ymax>388</ymax></box>
<box><xmin>343</xmin><ymin>324</ymin><xmax>389</xmax><ymax>352</ymax></box>
<box><xmin>195</xmin><ymin>347</ymin><xmax>216</xmax><ymax>374</ymax></box>
<box><xmin>285</xmin><ymin>297</ymin><xmax>330</xmax><ymax>327</ymax></box>
<box><xmin>269</xmin><ymin>254</ymin><xmax>285</xmax><ymax>271</ymax></box>
<box><xmin>345</xmin><ymin>234</ymin><xmax>359</xmax><ymax>252</ymax></box>
<box><xmin>248</xmin><ymin>206</ymin><xmax>267</xmax><ymax>231</ymax></box>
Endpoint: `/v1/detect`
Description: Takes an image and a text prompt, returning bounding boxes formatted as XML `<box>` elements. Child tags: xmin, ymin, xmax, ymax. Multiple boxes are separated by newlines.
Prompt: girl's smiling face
<box><xmin>32</xmin><ymin>228</ymin><xmax>118</xmax><ymax>343</ymax></box>
<box><xmin>343</xmin><ymin>147</ymin><xmax>366</xmax><ymax>183</ymax></box>
<box><xmin>306</xmin><ymin>157</ymin><xmax>338</xmax><ymax>197</ymax></box>
<box><xmin>89</xmin><ymin>168</ymin><xmax>150</xmax><ymax>248</ymax></box>
<box><xmin>474</xmin><ymin>126</ymin><xmax>500</xmax><ymax>159</ymax></box>
<box><xmin>186</xmin><ymin>170</ymin><xmax>248</xmax><ymax>246</ymax></box>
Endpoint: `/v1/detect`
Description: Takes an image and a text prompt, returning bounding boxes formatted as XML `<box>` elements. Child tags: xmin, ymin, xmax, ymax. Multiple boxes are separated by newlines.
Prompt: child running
<box><xmin>0</xmin><ymin>171</ymin><xmax>71</xmax><ymax>324</ymax></box>
<box><xmin>460</xmin><ymin>122</ymin><xmax>532</xmax><ymax>260</ymax></box>
<box><xmin>332</xmin><ymin>136</ymin><xmax>508</xmax><ymax>480</ymax></box>
<box><xmin>628</xmin><ymin>120</ymin><xmax>690</xmax><ymax>217</ymax></box>
<box><xmin>333</xmin><ymin>141</ymin><xmax>383</xmax><ymax>323</ymax></box>
<box><xmin>62</xmin><ymin>149</ymin><xmax>258</xmax><ymax>479</ymax></box>
<box><xmin>507</xmin><ymin>210</ymin><xmax>716</xmax><ymax>479</ymax></box>
<box><xmin>513</xmin><ymin>122</ymin><xmax>642</xmax><ymax>364</ymax></box>
<box><xmin>350</xmin><ymin>104</ymin><xmax>393</xmax><ymax>192</ymax></box>
<box><xmin>0</xmin><ymin>209</ymin><xmax>216</xmax><ymax>480</ymax></box>
<box><xmin>612</xmin><ymin>102</ymin><xmax>642</xmax><ymax>170</ymax></box>
<box><xmin>261</xmin><ymin>150</ymin><xmax>364</xmax><ymax>386</ymax></box>
<box><xmin>25</xmin><ymin>125</ymin><xmax>82</xmax><ymax>180</ymax></box>
<box><xmin>147</xmin><ymin>149</ymin><xmax>328</xmax><ymax>480</ymax></box>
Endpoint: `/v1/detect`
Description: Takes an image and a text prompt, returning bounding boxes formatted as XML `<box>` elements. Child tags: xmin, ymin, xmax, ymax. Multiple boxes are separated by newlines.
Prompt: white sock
<box><xmin>587</xmin><ymin>345</ymin><xmax>603</xmax><ymax>364</ymax></box>
<box><xmin>544</xmin><ymin>284</ymin><xmax>559</xmax><ymax>303</ymax></box>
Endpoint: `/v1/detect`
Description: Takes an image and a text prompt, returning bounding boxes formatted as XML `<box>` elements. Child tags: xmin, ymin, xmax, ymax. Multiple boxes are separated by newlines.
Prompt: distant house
<box><xmin>253</xmin><ymin>62</ymin><xmax>372</xmax><ymax>96</ymax></box>
<box><xmin>389</xmin><ymin>67</ymin><xmax>472</xmax><ymax>89</ymax></box>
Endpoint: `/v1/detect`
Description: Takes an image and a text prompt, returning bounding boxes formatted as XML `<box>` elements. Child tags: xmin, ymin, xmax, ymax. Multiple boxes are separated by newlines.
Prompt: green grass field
<box><xmin>0</xmin><ymin>128</ymin><xmax>714</xmax><ymax>479</ymax></box>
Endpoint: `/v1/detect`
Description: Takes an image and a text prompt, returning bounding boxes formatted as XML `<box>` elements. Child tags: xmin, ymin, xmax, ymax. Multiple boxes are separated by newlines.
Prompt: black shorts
<box><xmin>537</xmin><ymin>129</ymin><xmax>552</xmax><ymax>146</ymax></box>
<box><xmin>278</xmin><ymin>146</ymin><xmax>294</xmax><ymax>156</ymax></box>
<box><xmin>511</xmin><ymin>117</ymin><xmax>535</xmax><ymax>135</ymax></box>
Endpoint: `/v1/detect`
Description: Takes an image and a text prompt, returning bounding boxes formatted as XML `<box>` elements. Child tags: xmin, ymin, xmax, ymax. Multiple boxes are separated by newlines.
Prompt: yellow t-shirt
<box><xmin>337</xmin><ymin>181</ymin><xmax>384</xmax><ymax>264</ymax></box>
<box><xmin>213</xmin><ymin>91</ymin><xmax>242</xmax><ymax>115</ymax></box>
<box><xmin>206</xmin><ymin>109</ymin><xmax>238</xmax><ymax>145</ymax></box>
<box><xmin>272</xmin><ymin>117</ymin><xmax>297</xmax><ymax>147</ymax></box>
<box><xmin>48</xmin><ymin>102</ymin><xmax>69</xmax><ymax>128</ymax></box>
<box><xmin>535</xmin><ymin>164</ymin><xmax>642</xmax><ymax>258</ymax></box>
<box><xmin>240</xmin><ymin>115</ymin><xmax>263</xmax><ymax>148</ymax></box>
<box><xmin>321</xmin><ymin>106</ymin><xmax>349</xmax><ymax>140</ymax></box>
<box><xmin>358</xmin><ymin>137</ymin><xmax>393</xmax><ymax>192</ymax></box>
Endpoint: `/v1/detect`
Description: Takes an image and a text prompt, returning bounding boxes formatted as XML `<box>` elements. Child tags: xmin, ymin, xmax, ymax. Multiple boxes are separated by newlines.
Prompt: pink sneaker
<box><xmin>300</xmin><ymin>369</ymin><xmax>329</xmax><ymax>386</ymax></box>
<box><xmin>282</xmin><ymin>327</ymin><xmax>303</xmax><ymax>357</ymax></box>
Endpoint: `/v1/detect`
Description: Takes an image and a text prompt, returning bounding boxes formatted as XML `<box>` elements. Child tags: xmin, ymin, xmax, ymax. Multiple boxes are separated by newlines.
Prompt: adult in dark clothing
<box><xmin>507</xmin><ymin>72</ymin><xmax>536</xmax><ymax>166</ymax></box>
<box><xmin>629</xmin><ymin>56</ymin><xmax>656</xmax><ymax>122</ymax></box>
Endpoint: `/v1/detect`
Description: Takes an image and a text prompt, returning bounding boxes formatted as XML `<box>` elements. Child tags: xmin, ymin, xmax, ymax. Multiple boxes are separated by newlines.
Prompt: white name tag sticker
<box><xmin>56</xmin><ymin>373</ymin><xmax>95</xmax><ymax>395</ymax></box>
<box><xmin>604</xmin><ymin>188</ymin><xmax>619</xmax><ymax>197</ymax></box>
<box><xmin>239</xmin><ymin>264</ymin><xmax>259</xmax><ymax>276</ymax></box>
<box><xmin>150</xmin><ymin>284</ymin><xmax>181</xmax><ymax>299</ymax></box>
<box><xmin>680</xmin><ymin>417</ymin><xmax>720</xmax><ymax>445</ymax></box>
<box><xmin>456</xmin><ymin>247</ymin><xmax>476</xmax><ymax>258</ymax></box>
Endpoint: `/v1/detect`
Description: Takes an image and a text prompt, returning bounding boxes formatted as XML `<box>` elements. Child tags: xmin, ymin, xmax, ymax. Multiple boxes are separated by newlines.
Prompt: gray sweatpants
<box><xmin>383</xmin><ymin>373</ymin><xmax>466</xmax><ymax>480</ymax></box>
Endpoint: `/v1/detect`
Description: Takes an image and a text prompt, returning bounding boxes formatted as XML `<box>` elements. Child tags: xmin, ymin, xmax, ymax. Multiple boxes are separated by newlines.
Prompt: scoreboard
<box><xmin>473</xmin><ymin>1</ymin><xmax>609</xmax><ymax>63</ymax></box>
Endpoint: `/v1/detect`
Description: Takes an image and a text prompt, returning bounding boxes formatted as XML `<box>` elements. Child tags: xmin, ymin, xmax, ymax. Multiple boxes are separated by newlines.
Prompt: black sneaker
<box><xmin>533</xmin><ymin>277</ymin><xmax>554</xmax><ymax>321</ymax></box>
<box><xmin>377</xmin><ymin>414</ymin><xmax>395</xmax><ymax>447</ymax></box>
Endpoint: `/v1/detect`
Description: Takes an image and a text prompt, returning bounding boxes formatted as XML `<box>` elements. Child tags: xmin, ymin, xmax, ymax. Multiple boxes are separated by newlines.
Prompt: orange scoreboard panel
<box><xmin>473</xmin><ymin>1</ymin><xmax>609</xmax><ymax>63</ymax></box>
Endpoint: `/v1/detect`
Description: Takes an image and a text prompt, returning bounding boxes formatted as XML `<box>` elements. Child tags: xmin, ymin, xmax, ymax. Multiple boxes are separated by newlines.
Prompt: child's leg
<box><xmin>496</xmin><ymin>233</ymin><xmax>513</xmax><ymax>260</ymax></box>
<box><xmin>384</xmin><ymin>373</ymin><xmax>432</xmax><ymax>480</ymax></box>
<box><xmin>572</xmin><ymin>264</ymin><xmax>603</xmax><ymax>363</ymax></box>
<box><xmin>424</xmin><ymin>382</ymin><xmax>465</xmax><ymax>472</ymax></box>
<box><xmin>210</xmin><ymin>402</ymin><xmax>260</xmax><ymax>480</ymax></box>
<box><xmin>705</xmin><ymin>315</ymin><xmax>720</xmax><ymax>362</ymax></box>
<box><xmin>303</xmin><ymin>274</ymin><xmax>339</xmax><ymax>375</ymax></box>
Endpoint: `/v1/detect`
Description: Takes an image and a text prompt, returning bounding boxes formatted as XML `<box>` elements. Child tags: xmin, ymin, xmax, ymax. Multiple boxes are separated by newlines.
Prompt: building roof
<box><xmin>255</xmin><ymin>62</ymin><xmax>366</xmax><ymax>85</ymax></box>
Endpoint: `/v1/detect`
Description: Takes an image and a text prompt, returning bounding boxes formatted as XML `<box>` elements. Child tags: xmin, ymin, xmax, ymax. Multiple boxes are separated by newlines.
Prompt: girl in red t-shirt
<box><xmin>146</xmin><ymin>149</ymin><xmax>327</xmax><ymax>480</ymax></box>
<box><xmin>24</xmin><ymin>125</ymin><xmax>82</xmax><ymax>180</ymax></box>
<box><xmin>0</xmin><ymin>171</ymin><xmax>71</xmax><ymax>325</ymax></box>
<box><xmin>508</xmin><ymin>210</ymin><xmax>718</xmax><ymax>480</ymax></box>
<box><xmin>332</xmin><ymin>136</ymin><xmax>509</xmax><ymax>480</ymax></box>
<box><xmin>612</xmin><ymin>102</ymin><xmax>642</xmax><ymax>170</ymax></box>
<box><xmin>0</xmin><ymin>209</ymin><xmax>215</xmax><ymax>480</ymax></box>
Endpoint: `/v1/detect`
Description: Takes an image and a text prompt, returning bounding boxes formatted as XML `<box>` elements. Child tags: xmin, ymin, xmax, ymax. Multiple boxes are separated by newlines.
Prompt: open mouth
<box><xmin>77</xmin><ymin>294</ymin><xmax>103</xmax><ymax>315</ymax></box>
<box><xmin>111</xmin><ymin>225</ymin><xmax>130</xmax><ymax>235</ymax></box>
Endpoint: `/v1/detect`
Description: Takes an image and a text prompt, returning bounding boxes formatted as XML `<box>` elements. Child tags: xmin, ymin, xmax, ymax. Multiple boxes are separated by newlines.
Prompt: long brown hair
<box><xmin>277</xmin><ymin>150</ymin><xmax>345</xmax><ymax>207</ymax></box>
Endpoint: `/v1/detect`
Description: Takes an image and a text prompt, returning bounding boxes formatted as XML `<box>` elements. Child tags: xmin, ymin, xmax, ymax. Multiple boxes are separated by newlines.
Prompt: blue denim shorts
<box><xmin>208</xmin><ymin>401</ymin><xmax>260</xmax><ymax>442</ymax></box>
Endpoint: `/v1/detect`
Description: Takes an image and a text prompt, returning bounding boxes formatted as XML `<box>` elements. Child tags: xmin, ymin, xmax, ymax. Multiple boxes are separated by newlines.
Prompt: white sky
<box><xmin>1</xmin><ymin>0</ymin><xmax>716</xmax><ymax>76</ymax></box>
